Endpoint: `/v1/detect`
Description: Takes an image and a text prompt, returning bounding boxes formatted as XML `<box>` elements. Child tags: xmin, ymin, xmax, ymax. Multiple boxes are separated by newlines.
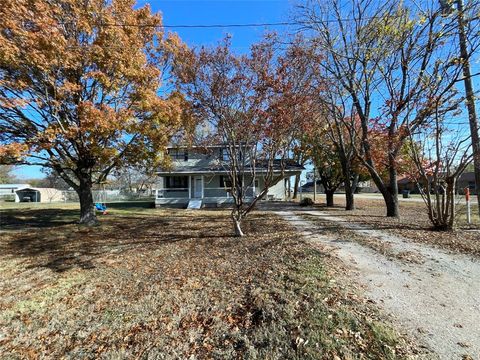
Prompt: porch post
<box><xmin>201</xmin><ymin>175</ymin><xmax>204</xmax><ymax>199</ymax></box>
<box><xmin>188</xmin><ymin>176</ymin><xmax>191</xmax><ymax>199</ymax></box>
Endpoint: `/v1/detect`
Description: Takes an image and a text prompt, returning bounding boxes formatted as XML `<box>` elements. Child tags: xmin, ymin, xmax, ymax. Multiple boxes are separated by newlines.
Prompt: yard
<box><xmin>286</xmin><ymin>195</ymin><xmax>480</xmax><ymax>358</ymax></box>
<box><xmin>300</xmin><ymin>195</ymin><xmax>480</xmax><ymax>258</ymax></box>
<box><xmin>0</xmin><ymin>204</ymin><xmax>421</xmax><ymax>359</ymax></box>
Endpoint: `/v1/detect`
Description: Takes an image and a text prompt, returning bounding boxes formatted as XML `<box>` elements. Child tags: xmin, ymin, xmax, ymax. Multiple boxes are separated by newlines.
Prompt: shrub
<box><xmin>299</xmin><ymin>198</ymin><xmax>314</xmax><ymax>206</ymax></box>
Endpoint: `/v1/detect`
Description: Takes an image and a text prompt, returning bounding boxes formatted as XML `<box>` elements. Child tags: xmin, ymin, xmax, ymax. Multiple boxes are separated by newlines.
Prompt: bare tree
<box><xmin>440</xmin><ymin>0</ymin><xmax>480</xmax><ymax>216</ymax></box>
<box><xmin>408</xmin><ymin>110</ymin><xmax>473</xmax><ymax>230</ymax></box>
<box><xmin>112</xmin><ymin>162</ymin><xmax>158</xmax><ymax>196</ymax></box>
<box><xmin>310</xmin><ymin>135</ymin><xmax>345</xmax><ymax>207</ymax></box>
<box><xmin>39</xmin><ymin>169</ymin><xmax>71</xmax><ymax>190</ymax></box>
<box><xmin>0</xmin><ymin>165</ymin><xmax>16</xmax><ymax>183</ymax></box>
<box><xmin>297</xmin><ymin>0</ymin><xmax>466</xmax><ymax>217</ymax></box>
<box><xmin>319</xmin><ymin>86</ymin><xmax>361</xmax><ymax>210</ymax></box>
<box><xmin>174</xmin><ymin>38</ymin><xmax>314</xmax><ymax>236</ymax></box>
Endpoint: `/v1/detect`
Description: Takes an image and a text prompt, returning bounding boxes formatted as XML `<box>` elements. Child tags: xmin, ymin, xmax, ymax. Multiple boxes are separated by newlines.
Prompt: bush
<box><xmin>0</xmin><ymin>194</ymin><xmax>15</xmax><ymax>202</ymax></box>
<box><xmin>299</xmin><ymin>197</ymin><xmax>314</xmax><ymax>206</ymax></box>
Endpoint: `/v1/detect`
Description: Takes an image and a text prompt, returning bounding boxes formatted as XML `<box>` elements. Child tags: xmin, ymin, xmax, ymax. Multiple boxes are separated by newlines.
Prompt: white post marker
<box><xmin>299</xmin><ymin>180</ymin><xmax>303</xmax><ymax>202</ymax></box>
<box><xmin>465</xmin><ymin>187</ymin><xmax>471</xmax><ymax>224</ymax></box>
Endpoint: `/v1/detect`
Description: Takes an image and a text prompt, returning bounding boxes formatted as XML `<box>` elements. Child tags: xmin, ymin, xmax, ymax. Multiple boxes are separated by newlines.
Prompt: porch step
<box><xmin>187</xmin><ymin>199</ymin><xmax>203</xmax><ymax>209</ymax></box>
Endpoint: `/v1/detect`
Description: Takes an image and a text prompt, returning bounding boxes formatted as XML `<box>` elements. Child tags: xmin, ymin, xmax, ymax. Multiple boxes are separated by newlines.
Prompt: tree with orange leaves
<box><xmin>0</xmin><ymin>0</ymin><xmax>185</xmax><ymax>225</ymax></box>
<box><xmin>173</xmin><ymin>36</ymin><xmax>317</xmax><ymax>236</ymax></box>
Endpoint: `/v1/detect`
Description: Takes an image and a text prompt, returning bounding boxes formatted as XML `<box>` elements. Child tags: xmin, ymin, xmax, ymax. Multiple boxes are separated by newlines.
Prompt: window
<box><xmin>219</xmin><ymin>147</ymin><xmax>243</xmax><ymax>161</ymax></box>
<box><xmin>165</xmin><ymin>176</ymin><xmax>188</xmax><ymax>189</ymax></box>
<box><xmin>168</xmin><ymin>148</ymin><xmax>188</xmax><ymax>161</ymax></box>
<box><xmin>219</xmin><ymin>148</ymin><xmax>229</xmax><ymax>161</ymax></box>
<box><xmin>220</xmin><ymin>176</ymin><xmax>232</xmax><ymax>188</ymax></box>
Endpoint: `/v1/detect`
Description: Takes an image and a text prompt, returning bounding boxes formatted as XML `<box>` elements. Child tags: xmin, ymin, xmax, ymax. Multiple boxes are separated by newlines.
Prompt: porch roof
<box><xmin>156</xmin><ymin>161</ymin><xmax>304</xmax><ymax>176</ymax></box>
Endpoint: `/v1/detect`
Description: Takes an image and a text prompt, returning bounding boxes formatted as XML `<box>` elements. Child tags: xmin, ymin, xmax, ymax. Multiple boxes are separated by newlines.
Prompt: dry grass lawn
<box><xmin>304</xmin><ymin>196</ymin><xmax>480</xmax><ymax>258</ymax></box>
<box><xmin>0</xmin><ymin>204</ymin><xmax>420</xmax><ymax>359</ymax></box>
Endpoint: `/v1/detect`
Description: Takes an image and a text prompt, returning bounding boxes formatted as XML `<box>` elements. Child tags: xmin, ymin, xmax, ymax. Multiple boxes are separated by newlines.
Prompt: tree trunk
<box><xmin>231</xmin><ymin>208</ymin><xmax>245</xmax><ymax>237</ymax></box>
<box><xmin>77</xmin><ymin>178</ymin><xmax>98</xmax><ymax>226</ymax></box>
<box><xmin>287</xmin><ymin>178</ymin><xmax>291</xmax><ymax>199</ymax></box>
<box><xmin>351</xmin><ymin>173</ymin><xmax>359</xmax><ymax>194</ymax></box>
<box><xmin>339</xmin><ymin>153</ymin><xmax>355</xmax><ymax>210</ymax></box>
<box><xmin>383</xmin><ymin>191</ymin><xmax>399</xmax><ymax>217</ymax></box>
<box><xmin>344</xmin><ymin>185</ymin><xmax>355</xmax><ymax>210</ymax></box>
<box><xmin>386</xmin><ymin>159</ymin><xmax>399</xmax><ymax>217</ymax></box>
<box><xmin>232</xmin><ymin>217</ymin><xmax>244</xmax><ymax>237</ymax></box>
<box><xmin>344</xmin><ymin>172</ymin><xmax>358</xmax><ymax>211</ymax></box>
<box><xmin>292</xmin><ymin>174</ymin><xmax>300</xmax><ymax>199</ymax></box>
<box><xmin>325</xmin><ymin>190</ymin><xmax>335</xmax><ymax>207</ymax></box>
<box><xmin>435</xmin><ymin>178</ymin><xmax>455</xmax><ymax>231</ymax></box>
<box><xmin>455</xmin><ymin>0</ymin><xmax>480</xmax><ymax>217</ymax></box>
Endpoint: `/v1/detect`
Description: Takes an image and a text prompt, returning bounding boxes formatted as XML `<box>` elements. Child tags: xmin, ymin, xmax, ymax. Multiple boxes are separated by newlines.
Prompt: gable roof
<box><xmin>0</xmin><ymin>183</ymin><xmax>30</xmax><ymax>189</ymax></box>
<box><xmin>459</xmin><ymin>172</ymin><xmax>475</xmax><ymax>182</ymax></box>
<box><xmin>157</xmin><ymin>159</ymin><xmax>304</xmax><ymax>176</ymax></box>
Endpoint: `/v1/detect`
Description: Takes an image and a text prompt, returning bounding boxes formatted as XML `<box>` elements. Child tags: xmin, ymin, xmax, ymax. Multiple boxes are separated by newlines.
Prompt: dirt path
<box><xmin>277</xmin><ymin>210</ymin><xmax>480</xmax><ymax>360</ymax></box>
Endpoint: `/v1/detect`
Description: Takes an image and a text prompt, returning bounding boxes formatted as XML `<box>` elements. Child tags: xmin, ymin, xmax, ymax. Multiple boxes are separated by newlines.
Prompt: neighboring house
<box><xmin>397</xmin><ymin>172</ymin><xmax>478</xmax><ymax>195</ymax></box>
<box><xmin>457</xmin><ymin>172</ymin><xmax>477</xmax><ymax>194</ymax></box>
<box><xmin>354</xmin><ymin>179</ymin><xmax>379</xmax><ymax>193</ymax></box>
<box><xmin>300</xmin><ymin>179</ymin><xmax>378</xmax><ymax>194</ymax></box>
<box><xmin>300</xmin><ymin>180</ymin><xmax>324</xmax><ymax>193</ymax></box>
<box><xmin>155</xmin><ymin>145</ymin><xmax>304</xmax><ymax>207</ymax></box>
<box><xmin>0</xmin><ymin>184</ymin><xmax>31</xmax><ymax>202</ymax></box>
<box><xmin>397</xmin><ymin>176</ymin><xmax>418</xmax><ymax>193</ymax></box>
<box><xmin>15</xmin><ymin>187</ymin><xmax>64</xmax><ymax>203</ymax></box>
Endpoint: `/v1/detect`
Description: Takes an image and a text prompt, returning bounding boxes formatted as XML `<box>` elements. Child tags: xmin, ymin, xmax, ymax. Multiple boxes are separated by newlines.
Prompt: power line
<box><xmin>97</xmin><ymin>21</ymin><xmax>316</xmax><ymax>29</ymax></box>
<box><xmin>98</xmin><ymin>18</ymin><xmax>381</xmax><ymax>29</ymax></box>
<box><xmin>96</xmin><ymin>14</ymin><xmax>479</xmax><ymax>29</ymax></box>
<box><xmin>163</xmin><ymin>21</ymin><xmax>305</xmax><ymax>29</ymax></box>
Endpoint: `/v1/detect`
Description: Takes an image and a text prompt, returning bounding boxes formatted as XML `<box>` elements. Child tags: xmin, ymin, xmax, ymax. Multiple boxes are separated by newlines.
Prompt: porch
<box><xmin>155</xmin><ymin>174</ymin><xmax>257</xmax><ymax>207</ymax></box>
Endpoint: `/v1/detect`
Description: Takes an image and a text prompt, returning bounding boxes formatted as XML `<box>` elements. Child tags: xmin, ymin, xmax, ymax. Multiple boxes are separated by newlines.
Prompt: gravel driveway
<box><xmin>278</xmin><ymin>210</ymin><xmax>480</xmax><ymax>360</ymax></box>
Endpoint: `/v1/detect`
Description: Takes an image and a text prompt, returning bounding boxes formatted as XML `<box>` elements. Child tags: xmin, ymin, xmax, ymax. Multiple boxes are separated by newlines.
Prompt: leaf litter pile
<box><xmin>0</xmin><ymin>206</ymin><xmax>422</xmax><ymax>359</ymax></box>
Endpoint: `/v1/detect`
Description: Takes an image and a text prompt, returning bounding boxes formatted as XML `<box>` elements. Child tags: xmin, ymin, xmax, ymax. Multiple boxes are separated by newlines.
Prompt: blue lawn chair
<box><xmin>95</xmin><ymin>203</ymin><xmax>108</xmax><ymax>214</ymax></box>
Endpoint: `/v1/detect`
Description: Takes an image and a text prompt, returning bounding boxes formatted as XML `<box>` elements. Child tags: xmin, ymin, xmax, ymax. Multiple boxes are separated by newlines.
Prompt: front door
<box><xmin>193</xmin><ymin>176</ymin><xmax>203</xmax><ymax>198</ymax></box>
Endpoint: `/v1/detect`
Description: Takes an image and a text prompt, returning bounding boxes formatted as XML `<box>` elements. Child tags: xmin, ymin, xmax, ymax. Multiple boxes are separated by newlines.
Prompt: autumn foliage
<box><xmin>172</xmin><ymin>36</ymin><xmax>318</xmax><ymax>236</ymax></box>
<box><xmin>0</xmin><ymin>0</ymin><xmax>185</xmax><ymax>224</ymax></box>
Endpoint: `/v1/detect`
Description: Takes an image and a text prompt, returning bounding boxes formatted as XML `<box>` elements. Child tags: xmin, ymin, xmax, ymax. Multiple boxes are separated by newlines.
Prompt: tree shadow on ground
<box><xmin>1</xmin><ymin>207</ymin><xmax>274</xmax><ymax>273</ymax></box>
<box><xmin>1</xmin><ymin>208</ymin><xmax>80</xmax><ymax>229</ymax></box>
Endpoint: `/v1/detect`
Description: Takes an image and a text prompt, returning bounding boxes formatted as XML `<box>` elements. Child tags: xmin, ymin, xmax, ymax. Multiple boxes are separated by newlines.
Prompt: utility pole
<box><xmin>441</xmin><ymin>0</ymin><xmax>480</xmax><ymax>215</ymax></box>
<box><xmin>456</xmin><ymin>0</ymin><xmax>480</xmax><ymax>216</ymax></box>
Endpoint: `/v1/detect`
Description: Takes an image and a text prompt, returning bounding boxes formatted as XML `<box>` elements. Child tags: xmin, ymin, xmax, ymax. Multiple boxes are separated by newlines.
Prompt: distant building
<box><xmin>0</xmin><ymin>184</ymin><xmax>31</xmax><ymax>202</ymax></box>
<box><xmin>300</xmin><ymin>179</ymin><xmax>378</xmax><ymax>194</ymax></box>
<box><xmin>300</xmin><ymin>180</ymin><xmax>324</xmax><ymax>193</ymax></box>
<box><xmin>14</xmin><ymin>187</ymin><xmax>64</xmax><ymax>203</ymax></box>
<box><xmin>397</xmin><ymin>172</ymin><xmax>477</xmax><ymax>195</ymax></box>
<box><xmin>397</xmin><ymin>176</ymin><xmax>418</xmax><ymax>193</ymax></box>
<box><xmin>457</xmin><ymin>172</ymin><xmax>477</xmax><ymax>194</ymax></box>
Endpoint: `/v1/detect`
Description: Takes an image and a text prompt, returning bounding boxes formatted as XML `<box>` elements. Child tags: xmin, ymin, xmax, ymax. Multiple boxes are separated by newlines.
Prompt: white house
<box><xmin>0</xmin><ymin>183</ymin><xmax>31</xmax><ymax>202</ymax></box>
<box><xmin>155</xmin><ymin>145</ymin><xmax>304</xmax><ymax>208</ymax></box>
<box><xmin>14</xmin><ymin>187</ymin><xmax>64</xmax><ymax>203</ymax></box>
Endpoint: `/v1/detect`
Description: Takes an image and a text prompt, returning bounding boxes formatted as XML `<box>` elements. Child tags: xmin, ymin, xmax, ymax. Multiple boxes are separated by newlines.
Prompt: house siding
<box><xmin>155</xmin><ymin>146</ymin><xmax>302</xmax><ymax>207</ymax></box>
<box><xmin>155</xmin><ymin>174</ymin><xmax>287</xmax><ymax>207</ymax></box>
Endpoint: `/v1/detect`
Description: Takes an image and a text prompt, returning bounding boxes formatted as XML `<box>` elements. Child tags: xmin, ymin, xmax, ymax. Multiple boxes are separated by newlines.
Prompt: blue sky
<box><xmin>15</xmin><ymin>0</ymin><xmax>294</xmax><ymax>179</ymax></box>
<box><xmin>14</xmin><ymin>0</ymin><xmax>478</xmax><ymax>180</ymax></box>
<box><xmin>152</xmin><ymin>0</ymin><xmax>295</xmax><ymax>51</ymax></box>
